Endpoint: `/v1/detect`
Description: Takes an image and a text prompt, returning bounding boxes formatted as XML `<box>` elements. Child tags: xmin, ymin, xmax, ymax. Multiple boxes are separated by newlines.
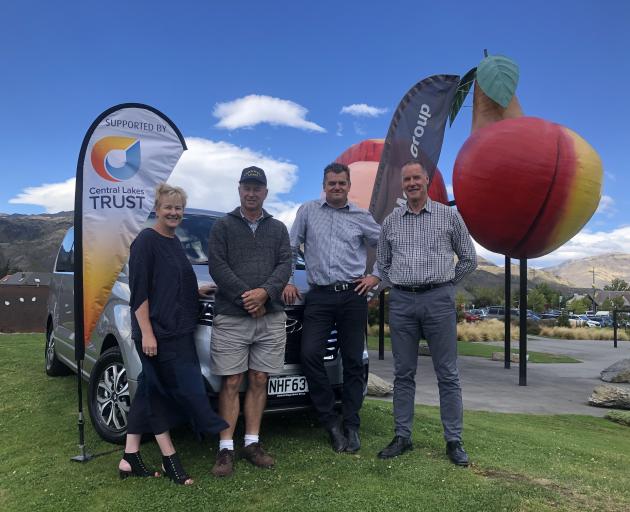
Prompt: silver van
<box><xmin>45</xmin><ymin>208</ymin><xmax>368</xmax><ymax>444</ymax></box>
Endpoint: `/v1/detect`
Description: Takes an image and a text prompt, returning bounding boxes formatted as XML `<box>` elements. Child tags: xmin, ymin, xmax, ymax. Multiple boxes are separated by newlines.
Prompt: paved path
<box><xmin>368</xmin><ymin>337</ymin><xmax>630</xmax><ymax>416</ymax></box>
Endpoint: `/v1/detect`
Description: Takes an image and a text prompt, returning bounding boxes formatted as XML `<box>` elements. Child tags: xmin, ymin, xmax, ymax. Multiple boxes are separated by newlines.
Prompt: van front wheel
<box><xmin>88</xmin><ymin>347</ymin><xmax>129</xmax><ymax>445</ymax></box>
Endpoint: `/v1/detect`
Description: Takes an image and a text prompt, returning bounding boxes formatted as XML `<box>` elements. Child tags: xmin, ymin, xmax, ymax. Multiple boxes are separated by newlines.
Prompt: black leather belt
<box><xmin>313</xmin><ymin>281</ymin><xmax>358</xmax><ymax>292</ymax></box>
<box><xmin>393</xmin><ymin>282</ymin><xmax>451</xmax><ymax>293</ymax></box>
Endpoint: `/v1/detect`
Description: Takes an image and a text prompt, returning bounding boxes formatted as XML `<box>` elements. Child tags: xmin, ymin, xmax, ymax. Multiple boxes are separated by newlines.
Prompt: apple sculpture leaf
<box><xmin>476</xmin><ymin>55</ymin><xmax>519</xmax><ymax>108</ymax></box>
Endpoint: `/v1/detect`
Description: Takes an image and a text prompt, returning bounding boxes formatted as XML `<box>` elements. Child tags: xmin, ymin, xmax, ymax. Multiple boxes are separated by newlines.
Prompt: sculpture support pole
<box><xmin>504</xmin><ymin>255</ymin><xmax>511</xmax><ymax>369</ymax></box>
<box><xmin>519</xmin><ymin>258</ymin><xmax>527</xmax><ymax>386</ymax></box>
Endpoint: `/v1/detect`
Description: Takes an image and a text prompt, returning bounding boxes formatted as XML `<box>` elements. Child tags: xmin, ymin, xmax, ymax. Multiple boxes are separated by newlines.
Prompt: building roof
<box><xmin>0</xmin><ymin>272</ymin><xmax>51</xmax><ymax>287</ymax></box>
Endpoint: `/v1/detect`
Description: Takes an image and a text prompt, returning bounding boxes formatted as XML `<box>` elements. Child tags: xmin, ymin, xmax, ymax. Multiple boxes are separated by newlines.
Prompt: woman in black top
<box><xmin>118</xmin><ymin>183</ymin><xmax>228</xmax><ymax>485</ymax></box>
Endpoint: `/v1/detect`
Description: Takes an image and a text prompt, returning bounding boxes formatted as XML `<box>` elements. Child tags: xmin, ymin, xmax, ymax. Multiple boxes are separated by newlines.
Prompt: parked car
<box><xmin>567</xmin><ymin>314</ymin><xmax>600</xmax><ymax>328</ymax></box>
<box><xmin>45</xmin><ymin>209</ymin><xmax>368</xmax><ymax>444</ymax></box>
<box><xmin>484</xmin><ymin>306</ymin><xmax>506</xmax><ymax>320</ymax></box>
<box><xmin>463</xmin><ymin>310</ymin><xmax>481</xmax><ymax>323</ymax></box>
<box><xmin>469</xmin><ymin>308</ymin><xmax>486</xmax><ymax>319</ymax></box>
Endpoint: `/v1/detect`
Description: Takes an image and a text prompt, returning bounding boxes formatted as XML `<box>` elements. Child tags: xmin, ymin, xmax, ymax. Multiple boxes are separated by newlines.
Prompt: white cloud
<box><xmin>9</xmin><ymin>177</ymin><xmax>75</xmax><ymax>213</ymax></box>
<box><xmin>474</xmin><ymin>225</ymin><xmax>630</xmax><ymax>269</ymax></box>
<box><xmin>213</xmin><ymin>94</ymin><xmax>326</xmax><ymax>132</ymax></box>
<box><xmin>445</xmin><ymin>183</ymin><xmax>454</xmax><ymax>199</ymax></box>
<box><xmin>336</xmin><ymin>122</ymin><xmax>343</xmax><ymax>137</ymax></box>
<box><xmin>596</xmin><ymin>195</ymin><xmax>615</xmax><ymax>217</ymax></box>
<box><xmin>340</xmin><ymin>103</ymin><xmax>388</xmax><ymax>118</ymax></box>
<box><xmin>8</xmin><ymin>138</ymin><xmax>300</xmax><ymax>221</ymax></box>
<box><xmin>170</xmin><ymin>137</ymin><xmax>299</xmax><ymax>216</ymax></box>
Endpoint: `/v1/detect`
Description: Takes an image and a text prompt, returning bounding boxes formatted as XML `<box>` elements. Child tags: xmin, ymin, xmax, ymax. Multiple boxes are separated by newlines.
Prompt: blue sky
<box><xmin>1</xmin><ymin>0</ymin><xmax>628</xmax><ymax>267</ymax></box>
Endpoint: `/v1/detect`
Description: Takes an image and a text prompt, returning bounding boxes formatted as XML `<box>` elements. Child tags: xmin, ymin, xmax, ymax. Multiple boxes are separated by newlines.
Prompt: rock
<box><xmin>589</xmin><ymin>385</ymin><xmax>630</xmax><ymax>410</ymax></box>
<box><xmin>367</xmin><ymin>373</ymin><xmax>394</xmax><ymax>397</ymax></box>
<box><xmin>600</xmin><ymin>358</ymin><xmax>630</xmax><ymax>383</ymax></box>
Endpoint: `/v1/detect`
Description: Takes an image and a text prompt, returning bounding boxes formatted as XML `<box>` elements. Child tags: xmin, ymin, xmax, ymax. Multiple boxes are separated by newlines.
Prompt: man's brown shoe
<box><xmin>211</xmin><ymin>449</ymin><xmax>235</xmax><ymax>477</ymax></box>
<box><xmin>241</xmin><ymin>442</ymin><xmax>275</xmax><ymax>469</ymax></box>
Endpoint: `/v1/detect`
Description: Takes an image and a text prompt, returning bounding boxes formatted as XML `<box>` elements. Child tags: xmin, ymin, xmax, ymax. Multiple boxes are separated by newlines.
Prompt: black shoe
<box><xmin>327</xmin><ymin>424</ymin><xmax>348</xmax><ymax>453</ymax></box>
<box><xmin>119</xmin><ymin>451</ymin><xmax>159</xmax><ymax>479</ymax></box>
<box><xmin>377</xmin><ymin>435</ymin><xmax>413</xmax><ymax>459</ymax></box>
<box><xmin>161</xmin><ymin>453</ymin><xmax>192</xmax><ymax>485</ymax></box>
<box><xmin>446</xmin><ymin>441</ymin><xmax>470</xmax><ymax>466</ymax></box>
<box><xmin>344</xmin><ymin>429</ymin><xmax>361</xmax><ymax>453</ymax></box>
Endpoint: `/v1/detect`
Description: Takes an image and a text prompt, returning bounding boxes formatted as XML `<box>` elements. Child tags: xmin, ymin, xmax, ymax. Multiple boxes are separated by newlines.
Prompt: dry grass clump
<box><xmin>539</xmin><ymin>326</ymin><xmax>629</xmax><ymax>341</ymax></box>
<box><xmin>457</xmin><ymin>318</ymin><xmax>519</xmax><ymax>342</ymax></box>
<box><xmin>368</xmin><ymin>319</ymin><xmax>516</xmax><ymax>342</ymax></box>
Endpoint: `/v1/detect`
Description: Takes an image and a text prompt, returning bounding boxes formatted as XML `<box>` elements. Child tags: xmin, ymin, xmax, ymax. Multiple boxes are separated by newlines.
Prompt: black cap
<box><xmin>239</xmin><ymin>166</ymin><xmax>267</xmax><ymax>186</ymax></box>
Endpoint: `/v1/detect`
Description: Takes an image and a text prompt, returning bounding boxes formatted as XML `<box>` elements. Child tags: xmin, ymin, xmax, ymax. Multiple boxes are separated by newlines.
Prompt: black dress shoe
<box><xmin>344</xmin><ymin>429</ymin><xmax>361</xmax><ymax>453</ymax></box>
<box><xmin>377</xmin><ymin>435</ymin><xmax>413</xmax><ymax>459</ymax></box>
<box><xmin>446</xmin><ymin>441</ymin><xmax>470</xmax><ymax>466</ymax></box>
<box><xmin>327</xmin><ymin>425</ymin><xmax>348</xmax><ymax>453</ymax></box>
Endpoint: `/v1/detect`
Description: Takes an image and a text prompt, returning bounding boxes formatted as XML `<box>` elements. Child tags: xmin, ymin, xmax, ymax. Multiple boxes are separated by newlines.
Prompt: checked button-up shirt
<box><xmin>377</xmin><ymin>198</ymin><xmax>477</xmax><ymax>286</ymax></box>
<box><xmin>289</xmin><ymin>199</ymin><xmax>381</xmax><ymax>286</ymax></box>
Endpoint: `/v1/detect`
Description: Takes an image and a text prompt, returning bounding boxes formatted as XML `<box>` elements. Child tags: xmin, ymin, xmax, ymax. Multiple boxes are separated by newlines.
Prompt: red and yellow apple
<box><xmin>453</xmin><ymin>116</ymin><xmax>603</xmax><ymax>258</ymax></box>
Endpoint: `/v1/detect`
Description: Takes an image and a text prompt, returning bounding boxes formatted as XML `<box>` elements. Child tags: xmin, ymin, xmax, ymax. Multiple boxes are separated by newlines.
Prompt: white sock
<box><xmin>219</xmin><ymin>439</ymin><xmax>234</xmax><ymax>451</ymax></box>
<box><xmin>244</xmin><ymin>434</ymin><xmax>259</xmax><ymax>447</ymax></box>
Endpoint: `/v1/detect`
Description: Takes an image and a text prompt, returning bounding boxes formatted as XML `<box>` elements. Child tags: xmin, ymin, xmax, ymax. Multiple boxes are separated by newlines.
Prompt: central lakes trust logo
<box><xmin>91</xmin><ymin>136</ymin><xmax>141</xmax><ymax>182</ymax></box>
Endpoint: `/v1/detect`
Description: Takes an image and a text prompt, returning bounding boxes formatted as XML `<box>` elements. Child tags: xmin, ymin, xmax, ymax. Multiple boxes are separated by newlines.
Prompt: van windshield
<box><xmin>144</xmin><ymin>213</ymin><xmax>216</xmax><ymax>265</ymax></box>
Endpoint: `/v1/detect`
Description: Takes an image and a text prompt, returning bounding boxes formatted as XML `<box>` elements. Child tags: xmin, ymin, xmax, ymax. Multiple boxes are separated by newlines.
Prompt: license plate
<box><xmin>267</xmin><ymin>375</ymin><xmax>309</xmax><ymax>397</ymax></box>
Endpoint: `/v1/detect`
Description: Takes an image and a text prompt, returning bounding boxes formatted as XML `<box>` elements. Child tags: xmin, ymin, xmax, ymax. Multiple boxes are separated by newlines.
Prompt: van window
<box><xmin>55</xmin><ymin>228</ymin><xmax>74</xmax><ymax>273</ymax></box>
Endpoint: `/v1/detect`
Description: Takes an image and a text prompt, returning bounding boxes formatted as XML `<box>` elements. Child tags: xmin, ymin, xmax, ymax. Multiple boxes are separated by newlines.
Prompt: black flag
<box><xmin>369</xmin><ymin>75</ymin><xmax>459</xmax><ymax>223</ymax></box>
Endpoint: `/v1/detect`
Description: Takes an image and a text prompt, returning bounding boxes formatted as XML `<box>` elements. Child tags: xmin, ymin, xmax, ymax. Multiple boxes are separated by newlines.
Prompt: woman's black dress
<box><xmin>126</xmin><ymin>228</ymin><xmax>228</xmax><ymax>437</ymax></box>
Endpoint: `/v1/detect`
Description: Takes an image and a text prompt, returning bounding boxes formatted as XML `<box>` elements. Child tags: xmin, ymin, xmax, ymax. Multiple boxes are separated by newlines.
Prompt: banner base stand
<box><xmin>71</xmin><ymin>445</ymin><xmax>119</xmax><ymax>463</ymax></box>
<box><xmin>71</xmin><ymin>445</ymin><xmax>93</xmax><ymax>463</ymax></box>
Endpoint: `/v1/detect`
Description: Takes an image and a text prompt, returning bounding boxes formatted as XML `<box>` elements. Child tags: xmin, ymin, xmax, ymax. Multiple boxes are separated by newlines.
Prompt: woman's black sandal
<box><xmin>162</xmin><ymin>453</ymin><xmax>192</xmax><ymax>485</ymax></box>
<box><xmin>119</xmin><ymin>451</ymin><xmax>159</xmax><ymax>479</ymax></box>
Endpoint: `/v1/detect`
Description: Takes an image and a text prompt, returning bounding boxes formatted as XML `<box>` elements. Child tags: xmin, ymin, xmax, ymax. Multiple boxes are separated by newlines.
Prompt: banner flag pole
<box><xmin>71</xmin><ymin>103</ymin><xmax>186</xmax><ymax>462</ymax></box>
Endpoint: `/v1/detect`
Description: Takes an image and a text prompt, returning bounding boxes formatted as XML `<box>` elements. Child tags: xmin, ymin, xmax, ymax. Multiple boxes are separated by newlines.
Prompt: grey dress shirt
<box><xmin>377</xmin><ymin>198</ymin><xmax>477</xmax><ymax>286</ymax></box>
<box><xmin>290</xmin><ymin>199</ymin><xmax>381</xmax><ymax>286</ymax></box>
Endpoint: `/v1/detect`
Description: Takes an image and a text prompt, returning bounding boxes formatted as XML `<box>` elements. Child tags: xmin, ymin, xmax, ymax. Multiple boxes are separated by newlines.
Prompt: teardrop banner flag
<box><xmin>369</xmin><ymin>75</ymin><xmax>459</xmax><ymax>223</ymax></box>
<box><xmin>74</xmin><ymin>104</ymin><xmax>186</xmax><ymax>360</ymax></box>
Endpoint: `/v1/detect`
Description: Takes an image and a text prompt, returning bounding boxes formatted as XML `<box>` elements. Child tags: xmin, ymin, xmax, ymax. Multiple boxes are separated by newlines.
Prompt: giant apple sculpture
<box><xmin>451</xmin><ymin>55</ymin><xmax>603</xmax><ymax>259</ymax></box>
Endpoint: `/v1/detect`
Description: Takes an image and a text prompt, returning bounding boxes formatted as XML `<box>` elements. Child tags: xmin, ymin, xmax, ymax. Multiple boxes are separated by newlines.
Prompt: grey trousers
<box><xmin>389</xmin><ymin>285</ymin><xmax>463</xmax><ymax>441</ymax></box>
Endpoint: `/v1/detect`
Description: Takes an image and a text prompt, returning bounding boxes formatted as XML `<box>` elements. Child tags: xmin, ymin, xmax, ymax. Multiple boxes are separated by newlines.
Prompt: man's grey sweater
<box><xmin>208</xmin><ymin>207</ymin><xmax>291</xmax><ymax>316</ymax></box>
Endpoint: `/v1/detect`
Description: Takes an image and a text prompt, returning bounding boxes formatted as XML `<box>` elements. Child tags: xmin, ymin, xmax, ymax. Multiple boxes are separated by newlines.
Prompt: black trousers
<box><xmin>300</xmin><ymin>288</ymin><xmax>367</xmax><ymax>430</ymax></box>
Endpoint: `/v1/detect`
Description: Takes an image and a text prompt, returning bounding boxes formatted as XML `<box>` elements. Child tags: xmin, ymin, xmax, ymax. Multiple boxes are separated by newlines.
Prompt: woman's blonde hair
<box><xmin>154</xmin><ymin>183</ymin><xmax>187</xmax><ymax>210</ymax></box>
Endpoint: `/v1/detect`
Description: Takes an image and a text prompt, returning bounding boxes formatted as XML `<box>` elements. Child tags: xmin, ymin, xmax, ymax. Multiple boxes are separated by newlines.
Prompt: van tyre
<box><xmin>88</xmin><ymin>346</ymin><xmax>129</xmax><ymax>445</ymax></box>
<box><xmin>45</xmin><ymin>325</ymin><xmax>72</xmax><ymax>377</ymax></box>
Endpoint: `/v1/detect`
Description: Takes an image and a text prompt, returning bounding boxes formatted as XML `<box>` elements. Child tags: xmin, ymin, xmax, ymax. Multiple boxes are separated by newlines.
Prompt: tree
<box><xmin>468</xmin><ymin>286</ymin><xmax>503</xmax><ymax>307</ymax></box>
<box><xmin>533</xmin><ymin>282</ymin><xmax>560</xmax><ymax>310</ymax></box>
<box><xmin>569</xmin><ymin>297</ymin><xmax>591</xmax><ymax>315</ymax></box>
<box><xmin>601</xmin><ymin>296</ymin><xmax>625</xmax><ymax>311</ymax></box>
<box><xmin>604</xmin><ymin>278</ymin><xmax>629</xmax><ymax>291</ymax></box>
<box><xmin>528</xmin><ymin>288</ymin><xmax>547</xmax><ymax>313</ymax></box>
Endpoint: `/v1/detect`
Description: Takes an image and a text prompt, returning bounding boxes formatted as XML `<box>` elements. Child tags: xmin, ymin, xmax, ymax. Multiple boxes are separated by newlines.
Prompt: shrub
<box><xmin>557</xmin><ymin>312</ymin><xmax>570</xmax><ymax>328</ymax></box>
<box><xmin>538</xmin><ymin>326</ymin><xmax>630</xmax><ymax>341</ymax></box>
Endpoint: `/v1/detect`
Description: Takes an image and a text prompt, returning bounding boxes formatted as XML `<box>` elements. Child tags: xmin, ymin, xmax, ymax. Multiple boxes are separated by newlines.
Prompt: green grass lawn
<box><xmin>367</xmin><ymin>336</ymin><xmax>581</xmax><ymax>364</ymax></box>
<box><xmin>1</xmin><ymin>333</ymin><xmax>627</xmax><ymax>511</ymax></box>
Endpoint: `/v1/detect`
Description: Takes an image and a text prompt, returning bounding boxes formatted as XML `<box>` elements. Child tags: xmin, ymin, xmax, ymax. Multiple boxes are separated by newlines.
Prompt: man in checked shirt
<box><xmin>376</xmin><ymin>159</ymin><xmax>477</xmax><ymax>466</ymax></box>
<box><xmin>282</xmin><ymin>162</ymin><xmax>380</xmax><ymax>454</ymax></box>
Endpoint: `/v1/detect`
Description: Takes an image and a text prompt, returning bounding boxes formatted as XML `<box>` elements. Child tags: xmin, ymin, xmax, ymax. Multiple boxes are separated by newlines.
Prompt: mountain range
<box><xmin>1</xmin><ymin>211</ymin><xmax>629</xmax><ymax>292</ymax></box>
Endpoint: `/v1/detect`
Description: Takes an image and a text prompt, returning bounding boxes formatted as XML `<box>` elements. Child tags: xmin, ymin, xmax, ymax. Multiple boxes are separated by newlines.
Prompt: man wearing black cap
<box><xmin>207</xmin><ymin>166</ymin><xmax>291</xmax><ymax>477</ymax></box>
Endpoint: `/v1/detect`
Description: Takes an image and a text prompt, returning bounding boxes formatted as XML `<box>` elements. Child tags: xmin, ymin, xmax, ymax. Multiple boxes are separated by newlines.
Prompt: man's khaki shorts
<box><xmin>210</xmin><ymin>311</ymin><xmax>287</xmax><ymax>375</ymax></box>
